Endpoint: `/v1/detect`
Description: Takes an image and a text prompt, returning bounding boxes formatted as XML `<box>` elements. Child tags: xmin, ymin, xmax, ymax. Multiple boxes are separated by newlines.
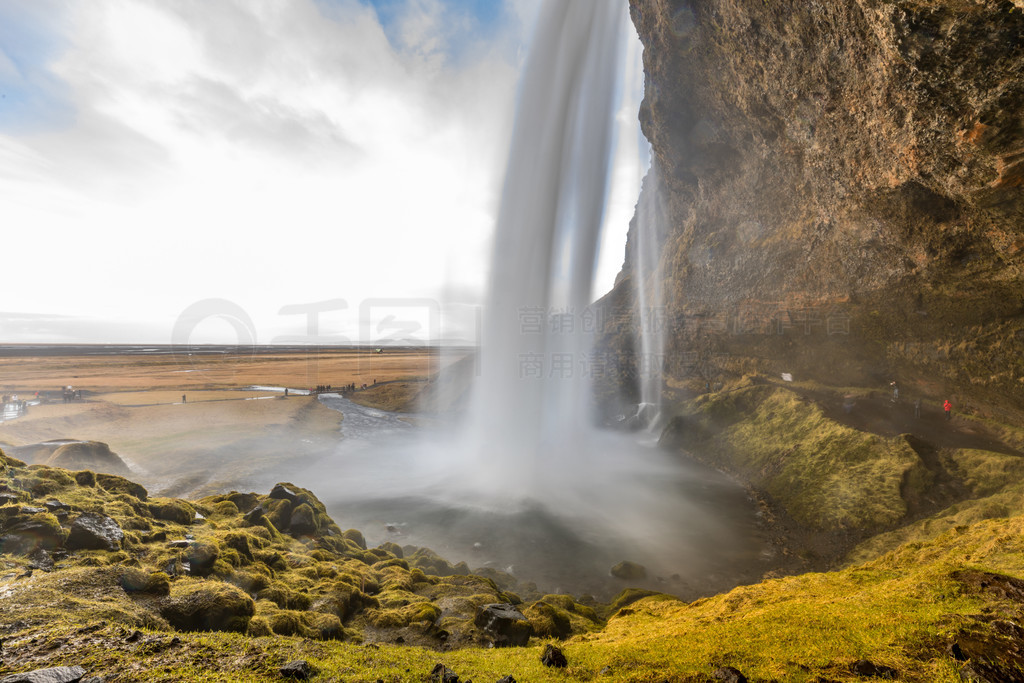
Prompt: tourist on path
<box><xmin>943</xmin><ymin>399</ymin><xmax>952</xmax><ymax>420</ymax></box>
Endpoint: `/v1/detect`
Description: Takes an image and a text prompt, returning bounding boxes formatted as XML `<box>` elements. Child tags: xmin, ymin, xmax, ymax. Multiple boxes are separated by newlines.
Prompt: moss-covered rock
<box><xmin>160</xmin><ymin>581</ymin><xmax>255</xmax><ymax>633</ymax></box>
<box><xmin>95</xmin><ymin>473</ymin><xmax>148</xmax><ymax>501</ymax></box>
<box><xmin>120</xmin><ymin>569</ymin><xmax>171</xmax><ymax>596</ymax></box>
<box><xmin>148</xmin><ymin>498</ymin><xmax>195</xmax><ymax>525</ymax></box>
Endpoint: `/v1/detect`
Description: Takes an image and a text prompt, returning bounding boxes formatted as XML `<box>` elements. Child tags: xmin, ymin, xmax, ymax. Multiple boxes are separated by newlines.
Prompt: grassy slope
<box><xmin>662</xmin><ymin>380</ymin><xmax>923</xmax><ymax>532</ymax></box>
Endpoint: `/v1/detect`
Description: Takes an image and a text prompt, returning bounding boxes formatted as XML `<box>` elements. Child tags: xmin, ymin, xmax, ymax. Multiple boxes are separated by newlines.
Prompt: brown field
<box><xmin>0</xmin><ymin>347</ymin><xmax>468</xmax><ymax>498</ymax></box>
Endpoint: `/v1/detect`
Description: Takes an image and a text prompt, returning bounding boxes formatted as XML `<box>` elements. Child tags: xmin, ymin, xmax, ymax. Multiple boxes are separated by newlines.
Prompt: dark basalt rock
<box><xmin>0</xmin><ymin>666</ymin><xmax>88</xmax><ymax>683</ymax></box>
<box><xmin>429</xmin><ymin>664</ymin><xmax>461</xmax><ymax>683</ymax></box>
<box><xmin>540</xmin><ymin>644</ymin><xmax>568</xmax><ymax>668</ymax></box>
<box><xmin>0</xmin><ymin>514</ymin><xmax>65</xmax><ymax>555</ymax></box>
<box><xmin>65</xmin><ymin>513</ymin><xmax>123</xmax><ymax>552</ymax></box>
<box><xmin>712</xmin><ymin>666</ymin><xmax>748</xmax><ymax>683</ymax></box>
<box><xmin>474</xmin><ymin>604</ymin><xmax>532</xmax><ymax>647</ymax></box>
<box><xmin>268</xmin><ymin>483</ymin><xmax>300</xmax><ymax>504</ymax></box>
<box><xmin>280</xmin><ymin>660</ymin><xmax>314</xmax><ymax>680</ymax></box>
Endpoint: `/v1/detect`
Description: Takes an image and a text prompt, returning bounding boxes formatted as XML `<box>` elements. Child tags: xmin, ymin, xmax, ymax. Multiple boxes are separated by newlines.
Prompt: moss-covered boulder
<box><xmin>46</xmin><ymin>441</ymin><xmax>130</xmax><ymax>475</ymax></box>
<box><xmin>160</xmin><ymin>581</ymin><xmax>255</xmax><ymax>633</ymax></box>
<box><xmin>0</xmin><ymin>511</ymin><xmax>66</xmax><ymax>555</ymax></box>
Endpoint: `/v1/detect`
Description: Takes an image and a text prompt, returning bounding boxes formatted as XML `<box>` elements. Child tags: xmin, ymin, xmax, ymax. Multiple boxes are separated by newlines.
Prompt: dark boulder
<box><xmin>268</xmin><ymin>483</ymin><xmax>300</xmax><ymax>504</ymax></box>
<box><xmin>541</xmin><ymin>644</ymin><xmax>568</xmax><ymax>668</ymax></box>
<box><xmin>66</xmin><ymin>513</ymin><xmax>123</xmax><ymax>552</ymax></box>
<box><xmin>280</xmin><ymin>660</ymin><xmax>314</xmax><ymax>680</ymax></box>
<box><xmin>0</xmin><ymin>666</ymin><xmax>88</xmax><ymax>683</ymax></box>
<box><xmin>475</xmin><ymin>604</ymin><xmax>532</xmax><ymax>647</ymax></box>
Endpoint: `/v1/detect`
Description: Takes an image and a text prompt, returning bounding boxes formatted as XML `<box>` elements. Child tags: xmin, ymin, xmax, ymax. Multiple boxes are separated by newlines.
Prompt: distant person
<box><xmin>890</xmin><ymin>381</ymin><xmax>899</xmax><ymax>402</ymax></box>
<box><xmin>943</xmin><ymin>399</ymin><xmax>952</xmax><ymax>420</ymax></box>
<box><xmin>284</xmin><ymin>388</ymin><xmax>288</xmax><ymax>397</ymax></box>
<box><xmin>914</xmin><ymin>398</ymin><xmax>921</xmax><ymax>419</ymax></box>
<box><xmin>182</xmin><ymin>394</ymin><xmax>186</xmax><ymax>404</ymax></box>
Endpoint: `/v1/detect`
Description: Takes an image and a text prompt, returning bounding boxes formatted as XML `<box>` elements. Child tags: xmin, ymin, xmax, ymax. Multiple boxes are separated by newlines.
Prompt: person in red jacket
<box><xmin>943</xmin><ymin>399</ymin><xmax>952</xmax><ymax>420</ymax></box>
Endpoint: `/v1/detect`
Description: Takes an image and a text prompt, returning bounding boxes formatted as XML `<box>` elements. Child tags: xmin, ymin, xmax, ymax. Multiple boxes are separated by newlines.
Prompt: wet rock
<box><xmin>268</xmin><ymin>483</ymin><xmax>300</xmax><ymax>504</ymax></box>
<box><xmin>496</xmin><ymin>677</ymin><xmax>517</xmax><ymax>683</ymax></box>
<box><xmin>43</xmin><ymin>500</ymin><xmax>69</xmax><ymax>512</ymax></box>
<box><xmin>27</xmin><ymin>548</ymin><xmax>54</xmax><ymax>571</ymax></box>
<box><xmin>0</xmin><ymin>514</ymin><xmax>65</xmax><ymax>555</ymax></box>
<box><xmin>429</xmin><ymin>664</ymin><xmax>459</xmax><ymax>682</ymax></box>
<box><xmin>610</xmin><ymin>561</ymin><xmax>648</xmax><ymax>580</ymax></box>
<box><xmin>850</xmin><ymin>660</ymin><xmax>897</xmax><ymax>679</ymax></box>
<box><xmin>280</xmin><ymin>660</ymin><xmax>314</xmax><ymax>680</ymax></box>
<box><xmin>167</xmin><ymin>540</ymin><xmax>190</xmax><ymax>549</ymax></box>
<box><xmin>713</xmin><ymin>666</ymin><xmax>748</xmax><ymax>683</ymax></box>
<box><xmin>66</xmin><ymin>513</ymin><xmax>123</xmax><ymax>552</ymax></box>
<box><xmin>0</xmin><ymin>666</ymin><xmax>87</xmax><ymax>683</ymax></box>
<box><xmin>243</xmin><ymin>505</ymin><xmax>265</xmax><ymax>524</ymax></box>
<box><xmin>475</xmin><ymin>604</ymin><xmax>532</xmax><ymax>647</ymax></box>
<box><xmin>541</xmin><ymin>644</ymin><xmax>568</xmax><ymax>668</ymax></box>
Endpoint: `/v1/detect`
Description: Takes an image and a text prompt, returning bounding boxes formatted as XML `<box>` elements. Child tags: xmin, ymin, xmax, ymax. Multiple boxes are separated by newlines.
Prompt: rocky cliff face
<box><xmin>611</xmin><ymin>0</ymin><xmax>1024</xmax><ymax>414</ymax></box>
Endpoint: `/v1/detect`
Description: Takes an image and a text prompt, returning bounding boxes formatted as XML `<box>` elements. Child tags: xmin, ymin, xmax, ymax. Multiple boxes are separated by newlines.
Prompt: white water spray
<box><xmin>462</xmin><ymin>0</ymin><xmax>629</xmax><ymax>497</ymax></box>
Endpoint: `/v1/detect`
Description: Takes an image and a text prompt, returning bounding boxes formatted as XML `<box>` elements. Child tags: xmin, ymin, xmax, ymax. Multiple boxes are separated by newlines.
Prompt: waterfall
<box><xmin>461</xmin><ymin>0</ymin><xmax>630</xmax><ymax>498</ymax></box>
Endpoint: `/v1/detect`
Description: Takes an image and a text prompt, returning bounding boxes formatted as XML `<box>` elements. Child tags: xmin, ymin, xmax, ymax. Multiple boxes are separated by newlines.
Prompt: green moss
<box><xmin>148</xmin><ymin>498</ymin><xmax>196</xmax><ymax>525</ymax></box>
<box><xmin>667</xmin><ymin>385</ymin><xmax>922</xmax><ymax>530</ymax></box>
<box><xmin>257</xmin><ymin>582</ymin><xmax>312</xmax><ymax>611</ymax></box>
<box><xmin>120</xmin><ymin>569</ymin><xmax>171</xmax><ymax>596</ymax></box>
<box><xmin>161</xmin><ymin>581</ymin><xmax>255</xmax><ymax>634</ymax></box>
<box><xmin>95</xmin><ymin>473</ymin><xmax>148</xmax><ymax>500</ymax></box>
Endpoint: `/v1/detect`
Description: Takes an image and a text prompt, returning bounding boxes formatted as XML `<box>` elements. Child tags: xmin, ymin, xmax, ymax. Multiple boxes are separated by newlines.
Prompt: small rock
<box><xmin>0</xmin><ymin>666</ymin><xmax>88</xmax><ymax>683</ymax></box>
<box><xmin>27</xmin><ymin>548</ymin><xmax>54</xmax><ymax>572</ymax></box>
<box><xmin>167</xmin><ymin>540</ymin><xmax>191</xmax><ymax>549</ymax></box>
<box><xmin>541</xmin><ymin>644</ymin><xmax>568</xmax><ymax>668</ymax></box>
<box><xmin>948</xmin><ymin>642</ymin><xmax>967</xmax><ymax>661</ymax></box>
<box><xmin>599</xmin><ymin>666</ymin><xmax>613</xmax><ymax>676</ymax></box>
<box><xmin>713</xmin><ymin>666</ymin><xmax>748</xmax><ymax>683</ymax></box>
<box><xmin>43</xmin><ymin>500</ymin><xmax>70</xmax><ymax>512</ymax></box>
<box><xmin>66</xmin><ymin>513</ymin><xmax>123</xmax><ymax>552</ymax></box>
<box><xmin>125</xmin><ymin>630</ymin><xmax>142</xmax><ymax>643</ymax></box>
<box><xmin>850</xmin><ymin>660</ymin><xmax>897</xmax><ymax>679</ymax></box>
<box><xmin>497</xmin><ymin>677</ymin><xmax>517</xmax><ymax>683</ymax></box>
<box><xmin>0</xmin><ymin>492</ymin><xmax>20</xmax><ymax>506</ymax></box>
<box><xmin>280</xmin><ymin>660</ymin><xmax>314</xmax><ymax>680</ymax></box>
<box><xmin>19</xmin><ymin>506</ymin><xmax>46</xmax><ymax>515</ymax></box>
<box><xmin>429</xmin><ymin>663</ymin><xmax>459</xmax><ymax>682</ymax></box>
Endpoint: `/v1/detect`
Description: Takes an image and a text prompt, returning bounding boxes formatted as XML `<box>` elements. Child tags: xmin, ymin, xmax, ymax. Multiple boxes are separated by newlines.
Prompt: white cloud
<box><xmin>0</xmin><ymin>0</ymin><xmax>522</xmax><ymax>342</ymax></box>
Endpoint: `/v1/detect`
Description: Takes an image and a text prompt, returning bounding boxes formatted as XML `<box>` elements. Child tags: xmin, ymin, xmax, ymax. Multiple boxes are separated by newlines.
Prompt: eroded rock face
<box><xmin>610</xmin><ymin>0</ymin><xmax>1024</xmax><ymax>409</ymax></box>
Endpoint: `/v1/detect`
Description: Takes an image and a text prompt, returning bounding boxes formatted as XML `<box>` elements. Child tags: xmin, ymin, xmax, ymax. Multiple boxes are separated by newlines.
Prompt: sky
<box><xmin>0</xmin><ymin>0</ymin><xmax>646</xmax><ymax>345</ymax></box>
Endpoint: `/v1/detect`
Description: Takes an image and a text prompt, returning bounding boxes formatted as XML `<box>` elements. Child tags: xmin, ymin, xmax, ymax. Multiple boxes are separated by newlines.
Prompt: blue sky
<box><xmin>0</xmin><ymin>0</ymin><xmax>643</xmax><ymax>344</ymax></box>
